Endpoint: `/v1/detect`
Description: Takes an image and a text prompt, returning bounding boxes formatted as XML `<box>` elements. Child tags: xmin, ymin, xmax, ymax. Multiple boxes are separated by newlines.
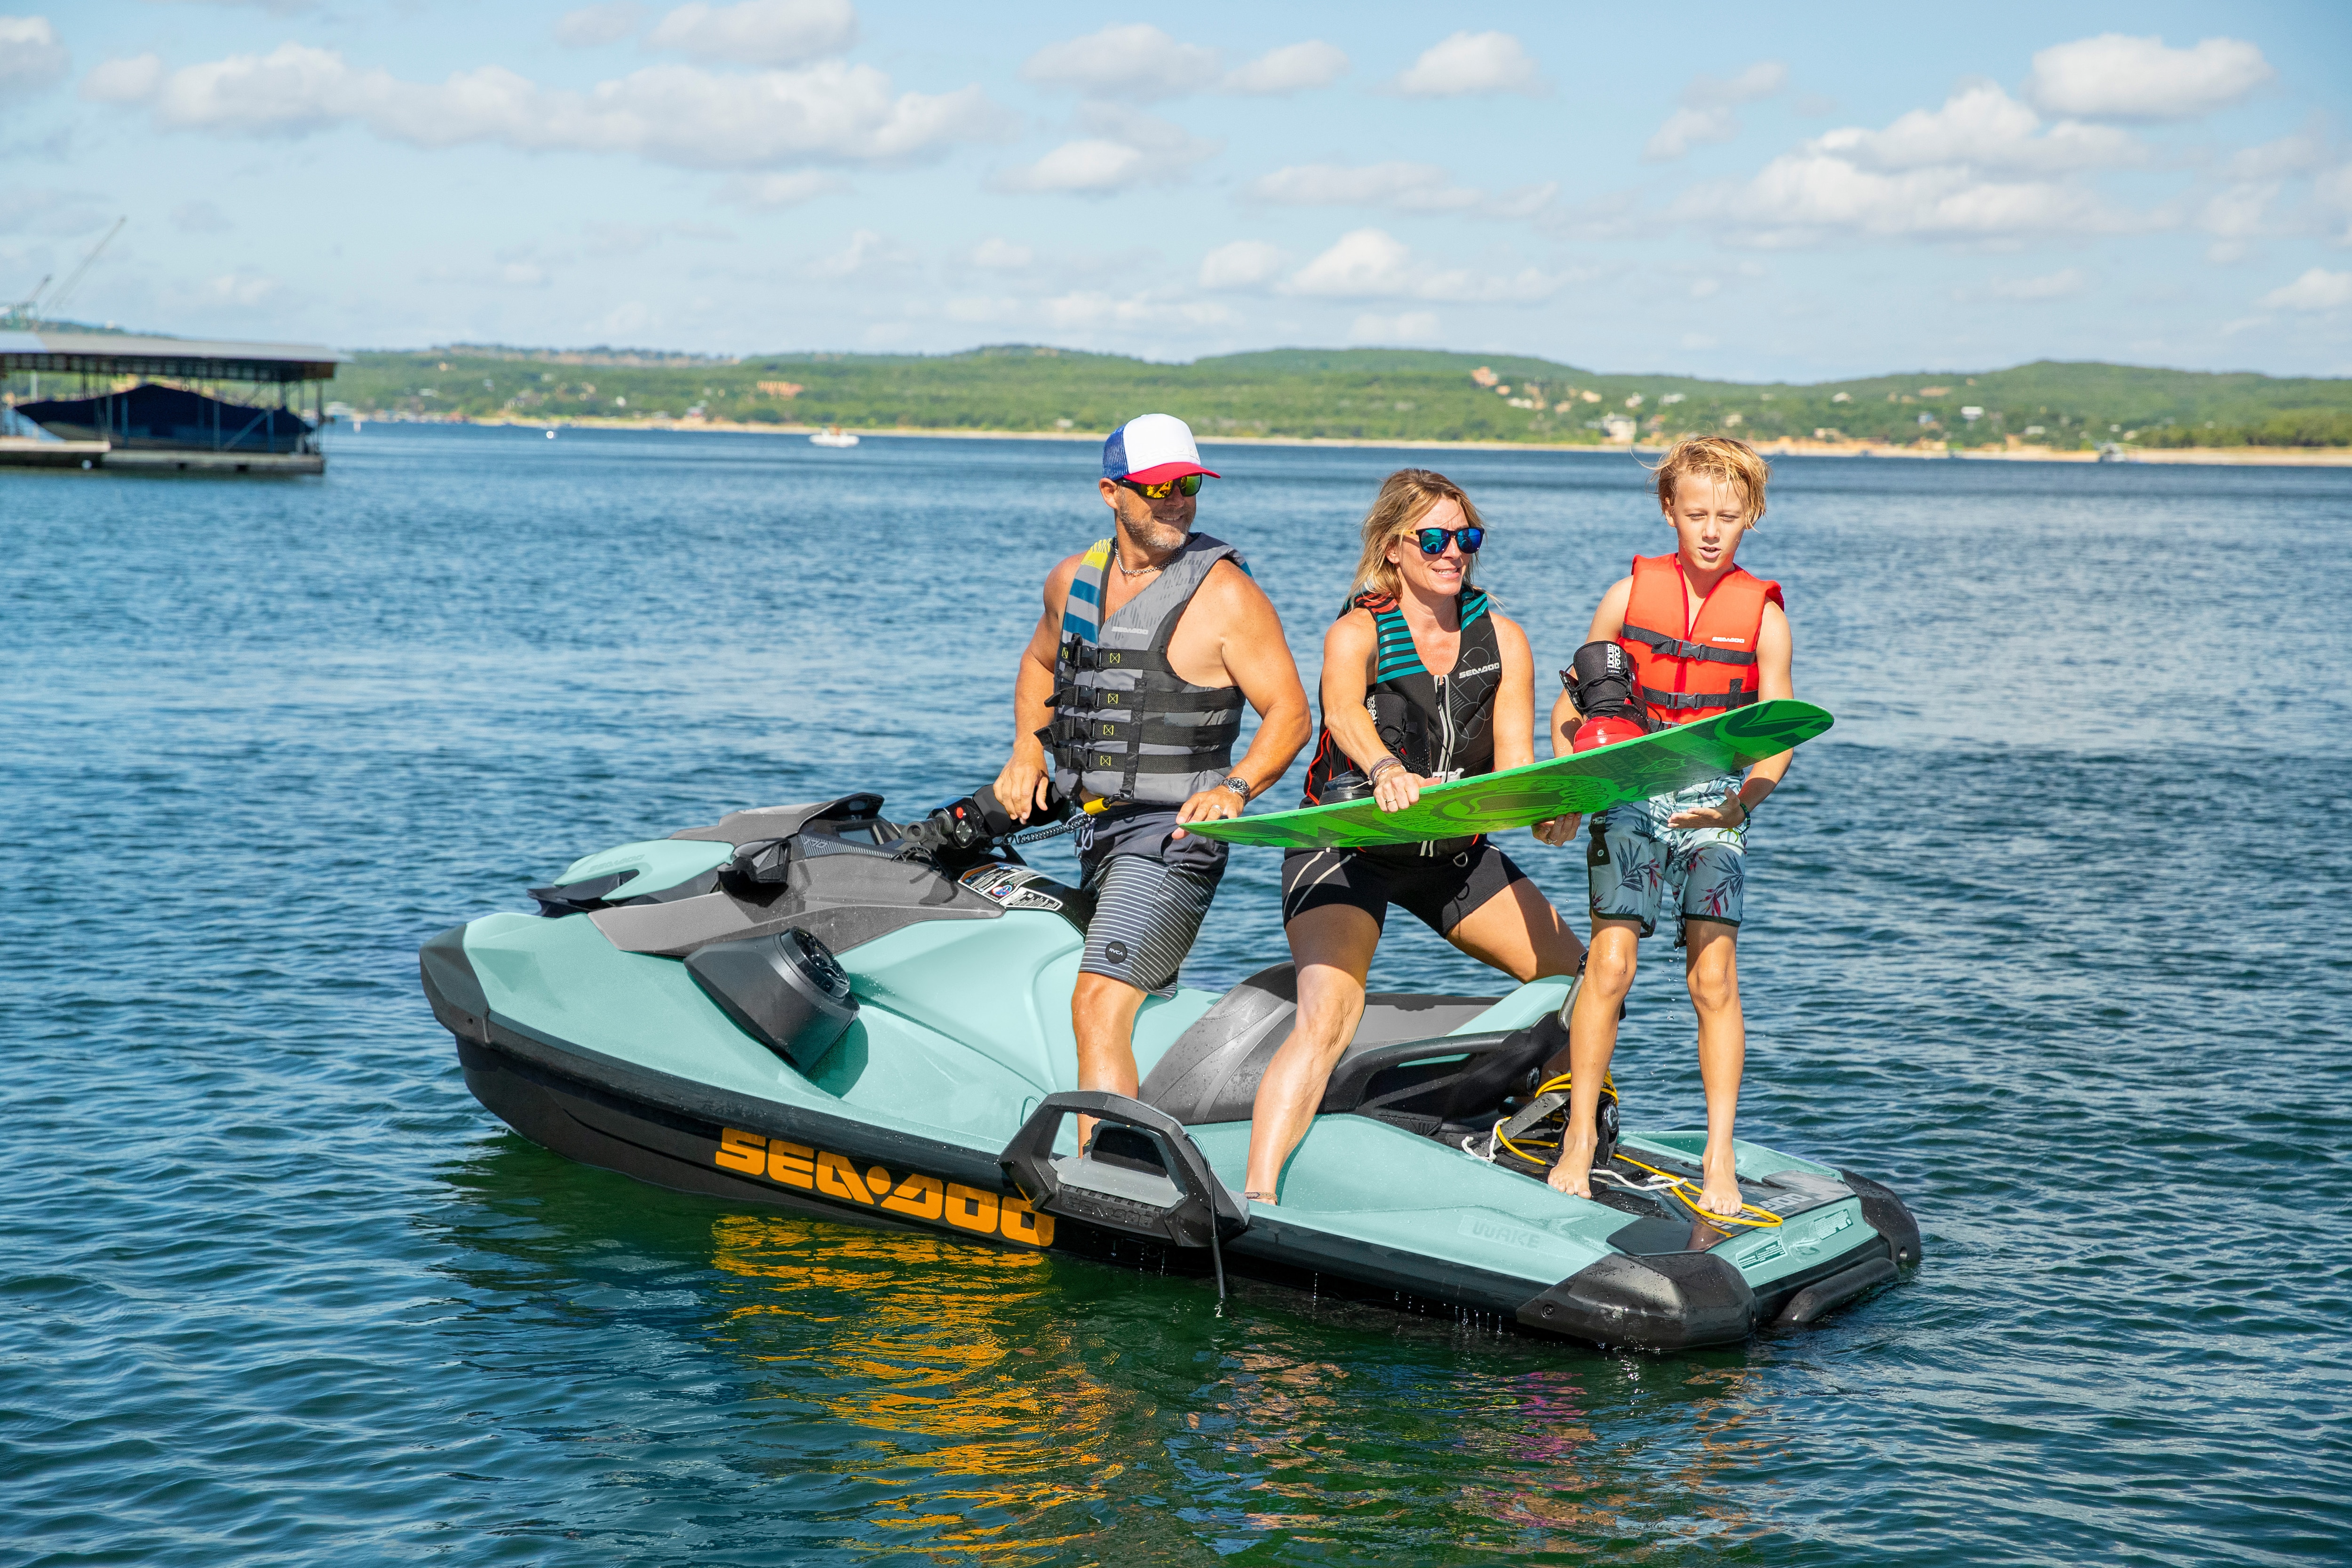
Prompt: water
<box><xmin>7</xmin><ymin>426</ymin><xmax>2350</xmax><ymax>1565</ymax></box>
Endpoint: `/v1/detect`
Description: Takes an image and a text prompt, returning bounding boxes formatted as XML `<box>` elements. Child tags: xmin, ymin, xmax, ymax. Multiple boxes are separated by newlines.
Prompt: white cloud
<box><xmin>170</xmin><ymin>199</ymin><xmax>230</xmax><ymax>233</ymax></box>
<box><xmin>1020</xmin><ymin>24</ymin><xmax>1220</xmax><ymax>103</ymax></box>
<box><xmin>147</xmin><ymin>0</ymin><xmax>315</xmax><ymax>12</ymax></box>
<box><xmin>556</xmin><ymin>2</ymin><xmax>644</xmax><ymax>48</ymax></box>
<box><xmin>1647</xmin><ymin>108</ymin><xmax>1739</xmax><ymax>162</ymax></box>
<box><xmin>1198</xmin><ymin>239</ymin><xmax>1285</xmax><ymax>290</ymax></box>
<box><xmin>1039</xmin><ymin>291</ymin><xmax>1233</xmax><ymax>331</ymax></box>
<box><xmin>1244</xmin><ymin>160</ymin><xmax>1553</xmax><ymax>220</ymax></box>
<box><xmin>1698</xmin><ymin>83</ymin><xmax>2154</xmax><ymax>244</ymax></box>
<box><xmin>80</xmin><ymin>52</ymin><xmax>164</xmax><ymax>104</ymax></box>
<box><xmin>2259</xmin><ymin>268</ymin><xmax>2352</xmax><ymax>310</ymax></box>
<box><xmin>1220</xmin><ymin>40</ymin><xmax>1346</xmax><ymax>96</ymax></box>
<box><xmin>1986</xmin><ymin>267</ymin><xmax>2085</xmax><ymax>299</ymax></box>
<box><xmin>1812</xmin><ymin>83</ymin><xmax>2144</xmax><ymax>174</ymax></box>
<box><xmin>199</xmin><ymin>270</ymin><xmax>284</xmax><ymax>308</ymax></box>
<box><xmin>1390</xmin><ymin>31</ymin><xmax>1544</xmax><ymax>98</ymax></box>
<box><xmin>500</xmin><ymin>261</ymin><xmax>550</xmax><ymax>287</ymax></box>
<box><xmin>0</xmin><ymin>15</ymin><xmax>67</xmax><ymax>97</ymax></box>
<box><xmin>644</xmin><ymin>0</ymin><xmax>857</xmax><ymax>67</ymax></box>
<box><xmin>1248</xmin><ymin>161</ymin><xmax>1479</xmax><ymax>212</ymax></box>
<box><xmin>1645</xmin><ymin>61</ymin><xmax>1786</xmax><ymax>161</ymax></box>
<box><xmin>717</xmin><ymin>170</ymin><xmax>848</xmax><ymax>205</ymax></box>
<box><xmin>2199</xmin><ymin>182</ymin><xmax>2275</xmax><ymax>240</ymax></box>
<box><xmin>110</xmin><ymin>45</ymin><xmax>1011</xmax><ymax>169</ymax></box>
<box><xmin>2025</xmin><ymin>33</ymin><xmax>2271</xmax><ymax>121</ymax></box>
<box><xmin>1283</xmin><ymin>227</ymin><xmax>1560</xmax><ymax>303</ymax></box>
<box><xmin>806</xmin><ymin>226</ymin><xmax>897</xmax><ymax>279</ymax></box>
<box><xmin>1349</xmin><ymin>310</ymin><xmax>1439</xmax><ymax>344</ymax></box>
<box><xmin>2230</xmin><ymin>121</ymin><xmax>2330</xmax><ymax>181</ymax></box>
<box><xmin>1688</xmin><ymin>61</ymin><xmax>1788</xmax><ymax>109</ymax></box>
<box><xmin>969</xmin><ymin>237</ymin><xmax>1033</xmax><ymax>270</ymax></box>
<box><xmin>993</xmin><ymin>104</ymin><xmax>1217</xmax><ymax>194</ymax></box>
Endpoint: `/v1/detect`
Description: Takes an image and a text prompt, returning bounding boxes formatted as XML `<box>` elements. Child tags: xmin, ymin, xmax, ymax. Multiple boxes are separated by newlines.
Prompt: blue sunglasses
<box><xmin>1415</xmin><ymin>525</ymin><xmax>1484</xmax><ymax>555</ymax></box>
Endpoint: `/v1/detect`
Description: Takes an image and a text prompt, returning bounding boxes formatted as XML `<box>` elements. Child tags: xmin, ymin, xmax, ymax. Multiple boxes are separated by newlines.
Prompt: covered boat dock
<box><xmin>0</xmin><ymin>329</ymin><xmax>350</xmax><ymax>474</ymax></box>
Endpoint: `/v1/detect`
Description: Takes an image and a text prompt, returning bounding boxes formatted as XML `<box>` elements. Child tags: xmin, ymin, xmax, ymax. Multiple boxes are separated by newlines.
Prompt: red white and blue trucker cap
<box><xmin>1103</xmin><ymin>413</ymin><xmax>1220</xmax><ymax>486</ymax></box>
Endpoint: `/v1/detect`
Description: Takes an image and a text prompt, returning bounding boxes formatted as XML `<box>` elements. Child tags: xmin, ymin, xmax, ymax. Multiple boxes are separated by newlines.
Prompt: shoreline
<box><xmin>352</xmin><ymin>414</ymin><xmax>2352</xmax><ymax>468</ymax></box>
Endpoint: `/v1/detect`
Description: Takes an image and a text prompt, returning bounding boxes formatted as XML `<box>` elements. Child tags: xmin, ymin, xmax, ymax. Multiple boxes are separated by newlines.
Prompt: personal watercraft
<box><xmin>420</xmin><ymin>792</ymin><xmax>1919</xmax><ymax>1349</ymax></box>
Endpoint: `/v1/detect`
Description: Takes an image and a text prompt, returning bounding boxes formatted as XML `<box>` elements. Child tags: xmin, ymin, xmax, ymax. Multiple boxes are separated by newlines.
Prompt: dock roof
<box><xmin>0</xmin><ymin>329</ymin><xmax>351</xmax><ymax>383</ymax></box>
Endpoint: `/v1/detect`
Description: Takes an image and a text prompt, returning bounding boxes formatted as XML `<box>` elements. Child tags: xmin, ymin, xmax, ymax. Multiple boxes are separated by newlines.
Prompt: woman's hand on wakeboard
<box><xmin>1369</xmin><ymin>762</ymin><xmax>1424</xmax><ymax>814</ymax></box>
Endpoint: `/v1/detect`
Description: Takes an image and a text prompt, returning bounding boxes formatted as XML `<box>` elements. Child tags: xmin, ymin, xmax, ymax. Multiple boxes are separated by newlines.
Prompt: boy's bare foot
<box><xmin>1546</xmin><ymin>1129</ymin><xmax>1597</xmax><ymax>1198</ymax></box>
<box><xmin>1698</xmin><ymin>1145</ymin><xmax>1743</xmax><ymax>1218</ymax></box>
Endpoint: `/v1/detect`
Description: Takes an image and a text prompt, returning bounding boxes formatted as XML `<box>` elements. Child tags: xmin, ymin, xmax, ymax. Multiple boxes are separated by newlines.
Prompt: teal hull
<box><xmin>422</xmin><ymin>800</ymin><xmax>1916</xmax><ymax>1348</ymax></box>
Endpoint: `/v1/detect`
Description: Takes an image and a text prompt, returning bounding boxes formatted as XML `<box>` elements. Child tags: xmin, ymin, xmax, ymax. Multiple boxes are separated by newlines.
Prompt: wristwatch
<box><xmin>1219</xmin><ymin>774</ymin><xmax>1251</xmax><ymax>801</ymax></box>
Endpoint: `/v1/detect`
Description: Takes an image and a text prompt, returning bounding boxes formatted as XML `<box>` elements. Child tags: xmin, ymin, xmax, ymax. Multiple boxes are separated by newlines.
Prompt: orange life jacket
<box><xmin>1618</xmin><ymin>553</ymin><xmax>1783</xmax><ymax>728</ymax></box>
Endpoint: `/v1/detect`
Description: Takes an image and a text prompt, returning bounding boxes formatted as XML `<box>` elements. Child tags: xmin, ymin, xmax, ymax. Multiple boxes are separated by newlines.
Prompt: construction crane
<box><xmin>37</xmin><ymin>217</ymin><xmax>128</xmax><ymax>325</ymax></box>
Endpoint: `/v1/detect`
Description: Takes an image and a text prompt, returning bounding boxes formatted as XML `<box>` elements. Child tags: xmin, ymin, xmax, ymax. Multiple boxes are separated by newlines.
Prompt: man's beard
<box><xmin>1123</xmin><ymin>510</ymin><xmax>1191</xmax><ymax>554</ymax></box>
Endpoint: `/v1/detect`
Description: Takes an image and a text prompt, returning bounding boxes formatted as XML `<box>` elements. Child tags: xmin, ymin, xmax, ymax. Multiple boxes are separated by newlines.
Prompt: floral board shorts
<box><xmin>1587</xmin><ymin>774</ymin><xmax>1747</xmax><ymax>941</ymax></box>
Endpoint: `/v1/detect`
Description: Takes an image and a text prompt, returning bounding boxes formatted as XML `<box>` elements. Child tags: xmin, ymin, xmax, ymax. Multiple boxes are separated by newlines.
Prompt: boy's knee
<box><xmin>1685</xmin><ymin>957</ymin><xmax>1738</xmax><ymax>1014</ymax></box>
<box><xmin>1584</xmin><ymin>944</ymin><xmax>1637</xmax><ymax>996</ymax></box>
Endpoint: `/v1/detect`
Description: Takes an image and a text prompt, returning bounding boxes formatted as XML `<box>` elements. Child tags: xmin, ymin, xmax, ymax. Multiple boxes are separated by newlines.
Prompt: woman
<box><xmin>1241</xmin><ymin>470</ymin><xmax>1586</xmax><ymax>1204</ymax></box>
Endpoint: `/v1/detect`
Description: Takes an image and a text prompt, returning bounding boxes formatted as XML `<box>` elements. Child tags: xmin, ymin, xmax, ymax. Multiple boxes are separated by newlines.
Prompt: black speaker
<box><xmin>686</xmin><ymin>927</ymin><xmax>858</xmax><ymax>1072</ymax></box>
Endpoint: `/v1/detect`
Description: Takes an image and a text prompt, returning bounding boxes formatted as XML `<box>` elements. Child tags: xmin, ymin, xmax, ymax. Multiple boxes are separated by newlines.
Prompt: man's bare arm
<box><xmin>993</xmin><ymin>555</ymin><xmax>1081</xmax><ymax>822</ymax></box>
<box><xmin>1174</xmin><ymin>562</ymin><xmax>1311</xmax><ymax>829</ymax></box>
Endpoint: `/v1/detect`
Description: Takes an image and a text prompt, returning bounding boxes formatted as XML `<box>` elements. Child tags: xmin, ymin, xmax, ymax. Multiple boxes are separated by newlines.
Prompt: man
<box><xmin>1534</xmin><ymin>435</ymin><xmax>1796</xmax><ymax>1220</ymax></box>
<box><xmin>994</xmin><ymin>414</ymin><xmax>1310</xmax><ymax>1122</ymax></box>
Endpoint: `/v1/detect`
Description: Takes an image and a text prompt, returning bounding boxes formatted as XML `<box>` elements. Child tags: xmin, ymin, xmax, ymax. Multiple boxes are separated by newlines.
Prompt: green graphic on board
<box><xmin>1187</xmin><ymin>699</ymin><xmax>1834</xmax><ymax>850</ymax></box>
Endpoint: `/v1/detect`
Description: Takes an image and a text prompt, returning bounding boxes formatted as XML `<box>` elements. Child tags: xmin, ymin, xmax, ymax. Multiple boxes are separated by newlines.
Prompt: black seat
<box><xmin>1137</xmin><ymin>963</ymin><xmax>1521</xmax><ymax>1126</ymax></box>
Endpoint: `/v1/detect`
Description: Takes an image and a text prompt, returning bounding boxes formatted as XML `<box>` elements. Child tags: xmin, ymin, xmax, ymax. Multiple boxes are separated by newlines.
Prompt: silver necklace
<box><xmin>1113</xmin><ymin>552</ymin><xmax>1165</xmax><ymax>580</ymax></box>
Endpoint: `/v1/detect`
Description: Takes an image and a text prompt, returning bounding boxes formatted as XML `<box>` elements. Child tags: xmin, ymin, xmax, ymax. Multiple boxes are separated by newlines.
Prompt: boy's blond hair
<box><xmin>1649</xmin><ymin>435</ymin><xmax>1770</xmax><ymax>527</ymax></box>
<box><xmin>1350</xmin><ymin>468</ymin><xmax>1486</xmax><ymax>600</ymax></box>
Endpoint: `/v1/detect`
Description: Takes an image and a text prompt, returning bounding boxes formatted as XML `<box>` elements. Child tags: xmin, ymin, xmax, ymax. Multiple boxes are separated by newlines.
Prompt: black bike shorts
<box><xmin>1279</xmin><ymin>840</ymin><xmax>1532</xmax><ymax>938</ymax></box>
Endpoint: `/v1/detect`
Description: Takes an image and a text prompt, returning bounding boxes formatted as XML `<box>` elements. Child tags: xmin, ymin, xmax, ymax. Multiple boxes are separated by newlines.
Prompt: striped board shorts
<box><xmin>1079</xmin><ymin>854</ymin><xmax>1222</xmax><ymax>994</ymax></box>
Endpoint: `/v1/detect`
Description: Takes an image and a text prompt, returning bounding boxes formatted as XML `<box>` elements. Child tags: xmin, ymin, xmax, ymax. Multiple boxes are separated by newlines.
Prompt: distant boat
<box><xmin>810</xmin><ymin>426</ymin><xmax>859</xmax><ymax>448</ymax></box>
<box><xmin>2096</xmin><ymin>442</ymin><xmax>2132</xmax><ymax>463</ymax></box>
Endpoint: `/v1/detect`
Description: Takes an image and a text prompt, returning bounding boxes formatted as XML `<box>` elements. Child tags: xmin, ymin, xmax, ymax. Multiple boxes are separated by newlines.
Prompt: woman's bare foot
<box><xmin>1698</xmin><ymin>1145</ymin><xmax>1743</xmax><ymax>1218</ymax></box>
<box><xmin>1546</xmin><ymin>1130</ymin><xmax>1596</xmax><ymax>1198</ymax></box>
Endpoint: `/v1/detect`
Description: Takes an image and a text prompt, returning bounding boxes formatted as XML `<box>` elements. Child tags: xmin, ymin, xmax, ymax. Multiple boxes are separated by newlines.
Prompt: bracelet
<box><xmin>1368</xmin><ymin>756</ymin><xmax>1404</xmax><ymax>784</ymax></box>
<box><xmin>1219</xmin><ymin>774</ymin><xmax>1251</xmax><ymax>800</ymax></box>
<box><xmin>1732</xmin><ymin>794</ymin><xmax>1752</xmax><ymax>824</ymax></box>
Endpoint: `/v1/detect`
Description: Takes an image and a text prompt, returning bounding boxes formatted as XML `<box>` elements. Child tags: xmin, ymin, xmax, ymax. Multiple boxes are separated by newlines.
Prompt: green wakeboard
<box><xmin>1188</xmin><ymin>698</ymin><xmax>1832</xmax><ymax>850</ymax></box>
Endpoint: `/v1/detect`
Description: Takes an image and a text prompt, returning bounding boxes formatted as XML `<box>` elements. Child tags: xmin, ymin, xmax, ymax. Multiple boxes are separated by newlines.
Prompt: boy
<box><xmin>1532</xmin><ymin>436</ymin><xmax>1795</xmax><ymax>1218</ymax></box>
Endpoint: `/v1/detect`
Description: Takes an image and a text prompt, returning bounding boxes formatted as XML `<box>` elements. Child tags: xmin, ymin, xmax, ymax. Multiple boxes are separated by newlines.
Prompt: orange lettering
<box><xmin>999</xmin><ymin>1195</ymin><xmax>1055</xmax><ymax>1248</ymax></box>
<box><xmin>814</xmin><ymin>1150</ymin><xmax>875</xmax><ymax>1204</ymax></box>
<box><xmin>880</xmin><ymin>1171</ymin><xmax>945</xmax><ymax>1220</ymax></box>
<box><xmin>945</xmin><ymin>1182</ymin><xmax>1000</xmax><ymax>1232</ymax></box>
<box><xmin>767</xmin><ymin>1139</ymin><xmax>814</xmax><ymax>1188</ymax></box>
<box><xmin>715</xmin><ymin>1128</ymin><xmax>765</xmax><ymax>1174</ymax></box>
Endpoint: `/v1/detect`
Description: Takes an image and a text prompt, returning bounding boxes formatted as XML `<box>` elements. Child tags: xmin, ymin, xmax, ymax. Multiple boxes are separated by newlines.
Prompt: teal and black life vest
<box><xmin>1043</xmin><ymin>533</ymin><xmax>1247</xmax><ymax>806</ymax></box>
<box><xmin>1301</xmin><ymin>588</ymin><xmax>1502</xmax><ymax>851</ymax></box>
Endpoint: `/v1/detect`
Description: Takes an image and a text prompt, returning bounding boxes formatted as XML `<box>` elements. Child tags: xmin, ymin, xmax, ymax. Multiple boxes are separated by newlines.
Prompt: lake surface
<box><xmin>6</xmin><ymin>425</ymin><xmax>2349</xmax><ymax>1565</ymax></box>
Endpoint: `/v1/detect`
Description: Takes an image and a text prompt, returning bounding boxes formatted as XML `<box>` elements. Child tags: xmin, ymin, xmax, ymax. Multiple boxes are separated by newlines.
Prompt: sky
<box><xmin>4</xmin><ymin>0</ymin><xmax>2350</xmax><ymax>381</ymax></box>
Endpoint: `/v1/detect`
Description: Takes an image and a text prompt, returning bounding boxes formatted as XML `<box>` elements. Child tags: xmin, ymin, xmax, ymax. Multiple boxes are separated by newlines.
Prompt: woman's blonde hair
<box><xmin>1649</xmin><ymin>435</ymin><xmax>1771</xmax><ymax>527</ymax></box>
<box><xmin>1351</xmin><ymin>468</ymin><xmax>1486</xmax><ymax>600</ymax></box>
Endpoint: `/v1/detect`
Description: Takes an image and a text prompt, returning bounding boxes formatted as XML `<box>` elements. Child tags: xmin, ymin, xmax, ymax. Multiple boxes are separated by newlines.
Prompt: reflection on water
<box><xmin>416</xmin><ymin>1139</ymin><xmax>1794</xmax><ymax>1561</ymax></box>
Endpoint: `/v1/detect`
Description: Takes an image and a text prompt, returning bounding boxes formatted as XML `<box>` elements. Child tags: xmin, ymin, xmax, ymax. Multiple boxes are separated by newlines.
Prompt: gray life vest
<box><xmin>1043</xmin><ymin>533</ymin><xmax>1247</xmax><ymax>806</ymax></box>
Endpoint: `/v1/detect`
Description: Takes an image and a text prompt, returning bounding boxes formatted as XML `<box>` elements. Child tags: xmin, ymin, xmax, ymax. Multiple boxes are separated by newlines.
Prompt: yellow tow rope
<box><xmin>1491</xmin><ymin>1073</ymin><xmax>1785</xmax><ymax>1231</ymax></box>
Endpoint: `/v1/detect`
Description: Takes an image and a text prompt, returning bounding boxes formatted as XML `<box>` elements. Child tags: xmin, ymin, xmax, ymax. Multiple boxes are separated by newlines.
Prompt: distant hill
<box><xmin>330</xmin><ymin>343</ymin><xmax>2352</xmax><ymax>450</ymax></box>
